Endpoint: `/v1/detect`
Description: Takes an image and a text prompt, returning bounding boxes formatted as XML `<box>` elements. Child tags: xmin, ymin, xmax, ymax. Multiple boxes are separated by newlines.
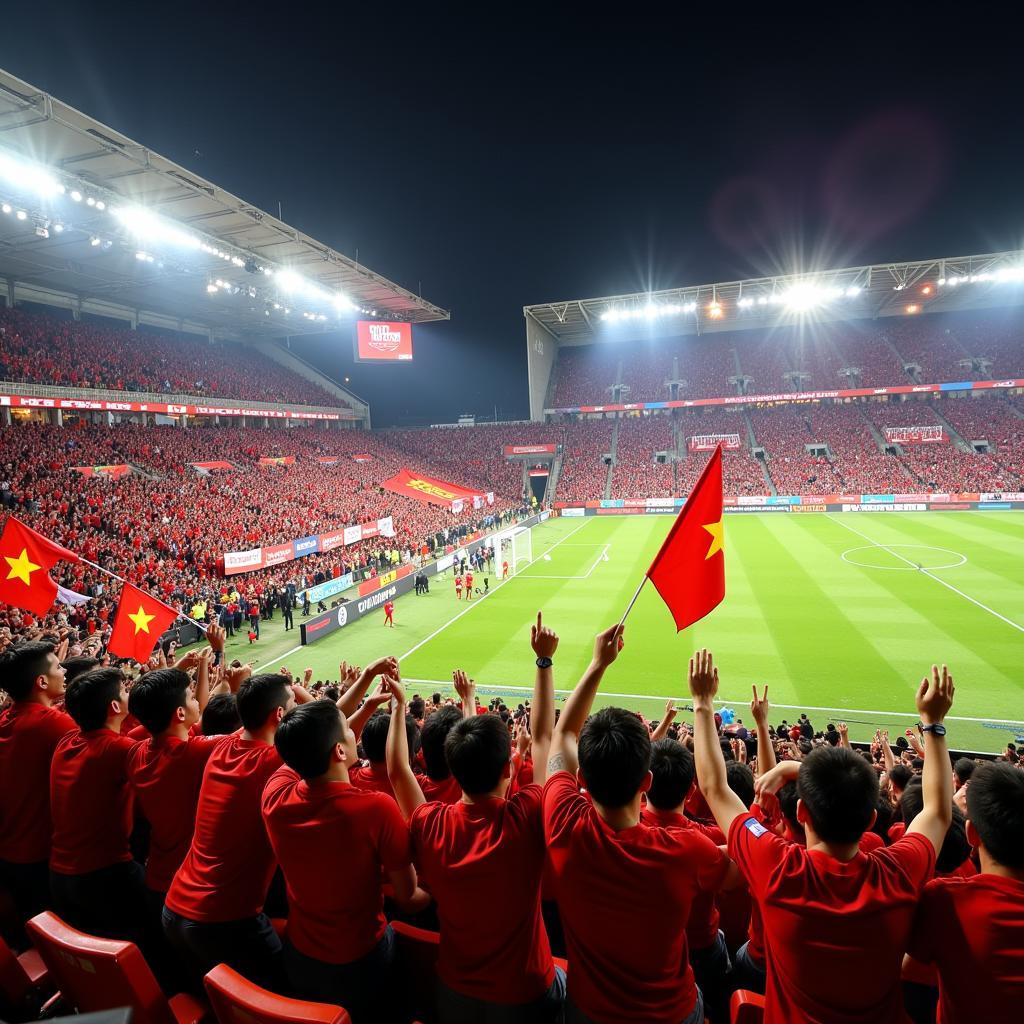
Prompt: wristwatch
<box><xmin>535</xmin><ymin>656</ymin><xmax>553</xmax><ymax>669</ymax></box>
<box><xmin>918</xmin><ymin>722</ymin><xmax>947</xmax><ymax>737</ymax></box>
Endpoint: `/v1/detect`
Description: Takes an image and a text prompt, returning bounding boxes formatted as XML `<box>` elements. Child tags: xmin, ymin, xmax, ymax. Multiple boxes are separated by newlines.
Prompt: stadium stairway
<box><xmin>929</xmin><ymin>406</ymin><xmax>972</xmax><ymax>451</ymax></box>
<box><xmin>856</xmin><ymin>405</ymin><xmax>894</xmax><ymax>453</ymax></box>
<box><xmin>604</xmin><ymin>418</ymin><xmax>620</xmax><ymax>499</ymax></box>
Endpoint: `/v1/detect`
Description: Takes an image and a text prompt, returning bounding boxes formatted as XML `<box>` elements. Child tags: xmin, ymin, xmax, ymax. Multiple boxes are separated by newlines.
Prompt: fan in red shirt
<box><xmin>413</xmin><ymin>705</ymin><xmax>463</xmax><ymax>805</ymax></box>
<box><xmin>906</xmin><ymin>762</ymin><xmax>1024</xmax><ymax>1023</ymax></box>
<box><xmin>688</xmin><ymin>650</ymin><xmax>956</xmax><ymax>1024</ymax></box>
<box><xmin>263</xmin><ymin>699</ymin><xmax>428</xmax><ymax>1024</ymax></box>
<box><xmin>350</xmin><ymin>706</ymin><xmax>419</xmax><ymax>802</ymax></box>
<box><xmin>49</xmin><ymin>667</ymin><xmax>150</xmax><ymax>947</ymax></box>
<box><xmin>383</xmin><ymin>599</ymin><xmax>394</xmax><ymax>627</ymax></box>
<box><xmin>162</xmin><ymin>671</ymin><xmax>297</xmax><ymax>992</ymax></box>
<box><xmin>0</xmin><ymin>641</ymin><xmax>75</xmax><ymax>931</ymax></box>
<box><xmin>543</xmin><ymin>624</ymin><xmax>735</xmax><ymax>1024</ymax></box>
<box><xmin>386</xmin><ymin>612</ymin><xmax>564</xmax><ymax>1021</ymax></box>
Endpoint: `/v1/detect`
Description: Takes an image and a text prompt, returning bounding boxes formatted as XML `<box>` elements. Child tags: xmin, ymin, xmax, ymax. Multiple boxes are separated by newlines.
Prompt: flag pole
<box><xmin>617</xmin><ymin>575</ymin><xmax>648</xmax><ymax>628</ymax></box>
<box><xmin>80</xmin><ymin>558</ymin><xmax>208</xmax><ymax>632</ymax></box>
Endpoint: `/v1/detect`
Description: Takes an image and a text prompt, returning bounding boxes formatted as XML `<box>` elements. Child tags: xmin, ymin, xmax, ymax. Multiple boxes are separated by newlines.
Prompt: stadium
<box><xmin>0</xmin><ymin>38</ymin><xmax>1021</xmax><ymax>1024</ymax></box>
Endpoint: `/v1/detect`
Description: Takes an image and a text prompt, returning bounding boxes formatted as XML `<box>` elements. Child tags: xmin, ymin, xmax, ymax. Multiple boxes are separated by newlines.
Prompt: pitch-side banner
<box><xmin>381</xmin><ymin>467</ymin><xmax>485</xmax><ymax>508</ymax></box>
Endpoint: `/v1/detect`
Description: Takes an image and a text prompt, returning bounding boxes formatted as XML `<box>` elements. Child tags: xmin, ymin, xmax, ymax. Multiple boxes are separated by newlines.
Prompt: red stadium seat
<box><xmin>730</xmin><ymin>989</ymin><xmax>766</xmax><ymax>1024</ymax></box>
<box><xmin>203</xmin><ymin>963</ymin><xmax>351</xmax><ymax>1024</ymax></box>
<box><xmin>0</xmin><ymin>932</ymin><xmax>53</xmax><ymax>1015</ymax></box>
<box><xmin>391</xmin><ymin>921</ymin><xmax>439</xmax><ymax>1024</ymax></box>
<box><xmin>25</xmin><ymin>911</ymin><xmax>207</xmax><ymax>1024</ymax></box>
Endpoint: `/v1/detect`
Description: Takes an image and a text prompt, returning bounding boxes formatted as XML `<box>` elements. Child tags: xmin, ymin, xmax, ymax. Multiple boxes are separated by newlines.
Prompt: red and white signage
<box><xmin>355</xmin><ymin>321</ymin><xmax>413</xmax><ymax>361</ymax></box>
<box><xmin>688</xmin><ymin>433</ymin><xmax>741</xmax><ymax>452</ymax></box>
<box><xmin>224</xmin><ymin>548</ymin><xmax>263</xmax><ymax>573</ymax></box>
<box><xmin>883</xmin><ymin>425</ymin><xmax>946</xmax><ymax>445</ymax></box>
<box><xmin>263</xmin><ymin>543</ymin><xmax>294</xmax><ymax>568</ymax></box>
<box><xmin>503</xmin><ymin>444</ymin><xmax>557</xmax><ymax>456</ymax></box>
<box><xmin>191</xmin><ymin>461</ymin><xmax>234</xmax><ymax>471</ymax></box>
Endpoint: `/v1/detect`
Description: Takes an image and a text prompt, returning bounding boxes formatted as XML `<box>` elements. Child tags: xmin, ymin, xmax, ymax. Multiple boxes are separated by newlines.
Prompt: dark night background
<box><xmin>1</xmin><ymin>5</ymin><xmax>1021</xmax><ymax>425</ymax></box>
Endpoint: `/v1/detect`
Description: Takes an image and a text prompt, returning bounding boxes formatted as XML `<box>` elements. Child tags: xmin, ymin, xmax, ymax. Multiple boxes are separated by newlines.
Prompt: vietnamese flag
<box><xmin>646</xmin><ymin>444</ymin><xmax>725</xmax><ymax>631</ymax></box>
<box><xmin>0</xmin><ymin>517</ymin><xmax>80</xmax><ymax>616</ymax></box>
<box><xmin>108</xmin><ymin>583</ymin><xmax>179</xmax><ymax>662</ymax></box>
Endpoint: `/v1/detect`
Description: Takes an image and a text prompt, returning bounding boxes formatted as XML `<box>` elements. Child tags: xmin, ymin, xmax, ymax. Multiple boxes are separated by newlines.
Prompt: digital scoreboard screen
<box><xmin>354</xmin><ymin>320</ymin><xmax>413</xmax><ymax>362</ymax></box>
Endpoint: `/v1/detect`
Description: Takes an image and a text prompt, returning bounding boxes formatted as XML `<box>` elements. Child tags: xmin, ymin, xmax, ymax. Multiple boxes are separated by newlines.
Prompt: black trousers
<box><xmin>0</xmin><ymin>858</ymin><xmax>50</xmax><ymax>947</ymax></box>
<box><xmin>50</xmin><ymin>861</ymin><xmax>149</xmax><ymax>946</ymax></box>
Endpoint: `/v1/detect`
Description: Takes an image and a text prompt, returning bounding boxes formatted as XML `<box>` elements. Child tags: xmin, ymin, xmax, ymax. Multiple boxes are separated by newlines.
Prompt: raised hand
<box><xmin>386</xmin><ymin>676</ymin><xmax>406</xmax><ymax>708</ymax></box>
<box><xmin>453</xmin><ymin>670</ymin><xmax>476</xmax><ymax>705</ymax></box>
<box><xmin>592</xmin><ymin>624</ymin><xmax>625</xmax><ymax>668</ymax></box>
<box><xmin>664</xmin><ymin>698</ymin><xmax>678</xmax><ymax>721</ymax></box>
<box><xmin>916</xmin><ymin>664</ymin><xmax>955</xmax><ymax>725</ymax></box>
<box><xmin>530</xmin><ymin>612</ymin><xmax>559</xmax><ymax>659</ymax></box>
<box><xmin>205</xmin><ymin>623</ymin><xmax>226</xmax><ymax>653</ymax></box>
<box><xmin>279</xmin><ymin>666</ymin><xmax>293</xmax><ymax>682</ymax></box>
<box><xmin>687</xmin><ymin>648</ymin><xmax>719</xmax><ymax>707</ymax></box>
<box><xmin>365</xmin><ymin>656</ymin><xmax>400</xmax><ymax>681</ymax></box>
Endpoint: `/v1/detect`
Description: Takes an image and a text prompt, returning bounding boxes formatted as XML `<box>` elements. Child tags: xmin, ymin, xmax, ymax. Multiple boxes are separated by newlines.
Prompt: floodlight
<box><xmin>845</xmin><ymin>286</ymin><xmax>861</xmax><ymax>297</ymax></box>
<box><xmin>1</xmin><ymin>203</ymin><xmax>10</xmax><ymax>214</ymax></box>
<box><xmin>0</xmin><ymin>153</ymin><xmax>63</xmax><ymax>198</ymax></box>
<box><xmin>70</xmin><ymin>190</ymin><xmax>82</xmax><ymax>202</ymax></box>
<box><xmin>15</xmin><ymin>210</ymin><xmax>26</xmax><ymax>220</ymax></box>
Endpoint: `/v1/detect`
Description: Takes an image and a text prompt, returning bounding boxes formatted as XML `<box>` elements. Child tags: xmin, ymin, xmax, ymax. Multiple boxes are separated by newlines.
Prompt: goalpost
<box><xmin>495</xmin><ymin>524</ymin><xmax>533</xmax><ymax>577</ymax></box>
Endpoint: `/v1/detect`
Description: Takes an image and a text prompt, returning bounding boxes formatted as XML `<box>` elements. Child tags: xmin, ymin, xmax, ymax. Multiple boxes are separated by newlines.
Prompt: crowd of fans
<box><xmin>552</xmin><ymin>420</ymin><xmax>615</xmax><ymax>503</ymax></box>
<box><xmin>610</xmin><ymin>416</ymin><xmax>675</xmax><ymax>498</ymax></box>
<box><xmin>1</xmin><ymin>617</ymin><xmax>1020</xmax><ymax>1024</ymax></box>
<box><xmin>0</xmin><ymin>308</ymin><xmax>348</xmax><ymax>408</ymax></box>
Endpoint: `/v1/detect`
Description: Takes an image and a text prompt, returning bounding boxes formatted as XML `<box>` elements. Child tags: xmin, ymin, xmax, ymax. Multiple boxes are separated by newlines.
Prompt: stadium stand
<box><xmin>553</xmin><ymin>420</ymin><xmax>615</xmax><ymax>502</ymax></box>
<box><xmin>610</xmin><ymin>416</ymin><xmax>676</xmax><ymax>498</ymax></box>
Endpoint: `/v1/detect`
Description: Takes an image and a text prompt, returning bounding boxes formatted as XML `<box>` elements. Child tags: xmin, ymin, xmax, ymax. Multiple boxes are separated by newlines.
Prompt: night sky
<box><xmin>2</xmin><ymin>5</ymin><xmax>1021</xmax><ymax>425</ymax></box>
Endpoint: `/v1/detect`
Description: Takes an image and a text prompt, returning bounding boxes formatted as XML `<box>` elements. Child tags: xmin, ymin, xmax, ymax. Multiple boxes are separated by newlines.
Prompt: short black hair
<box><xmin>953</xmin><ymin>757</ymin><xmax>976</xmax><ymax>785</ymax></box>
<box><xmin>726</xmin><ymin>761</ymin><xmax>755</xmax><ymax>809</ymax></box>
<box><xmin>445</xmin><ymin>715</ymin><xmax>510</xmax><ymax>795</ymax></box>
<box><xmin>647</xmin><ymin>739</ymin><xmax>695</xmax><ymax>810</ymax></box>
<box><xmin>899</xmin><ymin>782</ymin><xmax>971</xmax><ymax>873</ymax></box>
<box><xmin>275</xmin><ymin>701</ymin><xmax>345</xmax><ymax>779</ymax></box>
<box><xmin>966</xmin><ymin>762</ymin><xmax>1024</xmax><ymax>869</ymax></box>
<box><xmin>420</xmin><ymin>706</ymin><xmax>462</xmax><ymax>781</ymax></box>
<box><xmin>0</xmin><ymin>641</ymin><xmax>55</xmax><ymax>700</ymax></box>
<box><xmin>202</xmin><ymin>693</ymin><xmax>241</xmax><ymax>736</ymax></box>
<box><xmin>62</xmin><ymin>656</ymin><xmax>99</xmax><ymax>685</ymax></box>
<box><xmin>797</xmin><ymin>746</ymin><xmax>879</xmax><ymax>843</ymax></box>
<box><xmin>578</xmin><ymin>707</ymin><xmax>651</xmax><ymax>809</ymax></box>
<box><xmin>236</xmin><ymin>673</ymin><xmax>292</xmax><ymax>732</ymax></box>
<box><xmin>360</xmin><ymin>710</ymin><xmax>420</xmax><ymax>764</ymax></box>
<box><xmin>870</xmin><ymin>795</ymin><xmax>893</xmax><ymax>843</ymax></box>
<box><xmin>409</xmin><ymin>697</ymin><xmax>425</xmax><ymax>720</ymax></box>
<box><xmin>888</xmin><ymin>764</ymin><xmax>912</xmax><ymax>791</ymax></box>
<box><xmin>64</xmin><ymin>668</ymin><xmax>123</xmax><ymax>731</ymax></box>
<box><xmin>128</xmin><ymin>668</ymin><xmax>190</xmax><ymax>735</ymax></box>
<box><xmin>778</xmin><ymin>781</ymin><xmax>802</xmax><ymax>835</ymax></box>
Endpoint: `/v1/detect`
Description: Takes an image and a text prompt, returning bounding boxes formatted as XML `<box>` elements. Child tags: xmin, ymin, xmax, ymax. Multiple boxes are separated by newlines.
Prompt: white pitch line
<box><xmin>399</xmin><ymin>677</ymin><xmax>1023</xmax><ymax>726</ymax></box>
<box><xmin>396</xmin><ymin>519</ymin><xmax>592</xmax><ymax>663</ymax></box>
<box><xmin>523</xmin><ymin>543</ymin><xmax>611</xmax><ymax>580</ymax></box>
<box><xmin>261</xmin><ymin>644</ymin><xmax>304</xmax><ymax>669</ymax></box>
<box><xmin>826</xmin><ymin>513</ymin><xmax>1024</xmax><ymax>634</ymax></box>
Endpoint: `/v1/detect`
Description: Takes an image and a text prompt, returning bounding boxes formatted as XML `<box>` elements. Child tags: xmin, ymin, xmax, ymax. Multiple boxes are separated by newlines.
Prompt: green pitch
<box><xmin>206</xmin><ymin>512</ymin><xmax>1024</xmax><ymax>754</ymax></box>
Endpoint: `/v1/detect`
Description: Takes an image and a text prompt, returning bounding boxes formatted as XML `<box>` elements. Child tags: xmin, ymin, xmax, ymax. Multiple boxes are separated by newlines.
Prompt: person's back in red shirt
<box><xmin>0</xmin><ymin>641</ymin><xmax>75</xmax><ymax>924</ymax></box>
<box><xmin>907</xmin><ymin>763</ymin><xmax>1024</xmax><ymax>1023</ymax></box>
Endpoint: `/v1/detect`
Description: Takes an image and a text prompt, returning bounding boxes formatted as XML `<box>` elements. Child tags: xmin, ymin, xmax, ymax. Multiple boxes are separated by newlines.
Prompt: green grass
<box><xmin>201</xmin><ymin>512</ymin><xmax>1024</xmax><ymax>754</ymax></box>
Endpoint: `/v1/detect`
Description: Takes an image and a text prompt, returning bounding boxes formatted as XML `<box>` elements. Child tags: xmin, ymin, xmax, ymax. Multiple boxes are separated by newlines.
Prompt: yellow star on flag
<box><xmin>5</xmin><ymin>547</ymin><xmax>41</xmax><ymax>586</ymax></box>
<box><xmin>703</xmin><ymin>518</ymin><xmax>724</xmax><ymax>560</ymax></box>
<box><xmin>128</xmin><ymin>604</ymin><xmax>156</xmax><ymax>635</ymax></box>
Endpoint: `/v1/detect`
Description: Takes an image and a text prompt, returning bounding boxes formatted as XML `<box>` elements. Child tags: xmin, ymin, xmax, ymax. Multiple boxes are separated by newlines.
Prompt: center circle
<box><xmin>840</xmin><ymin>545</ymin><xmax>967</xmax><ymax>571</ymax></box>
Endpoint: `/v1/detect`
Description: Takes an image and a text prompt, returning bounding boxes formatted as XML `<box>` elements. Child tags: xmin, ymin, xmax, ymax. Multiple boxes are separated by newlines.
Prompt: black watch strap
<box><xmin>918</xmin><ymin>722</ymin><xmax>947</xmax><ymax>736</ymax></box>
<box><xmin>535</xmin><ymin>656</ymin><xmax>553</xmax><ymax>669</ymax></box>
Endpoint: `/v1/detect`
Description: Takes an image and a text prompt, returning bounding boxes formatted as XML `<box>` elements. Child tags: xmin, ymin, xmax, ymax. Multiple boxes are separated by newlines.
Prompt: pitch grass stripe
<box><xmin>524</xmin><ymin>544</ymin><xmax>611</xmax><ymax>580</ymax></box>
<box><xmin>396</xmin><ymin>519</ymin><xmax>592</xmax><ymax>664</ymax></box>
<box><xmin>263</xmin><ymin>644</ymin><xmax>304</xmax><ymax>669</ymax></box>
<box><xmin>399</xmin><ymin>677</ymin><xmax>1023</xmax><ymax>726</ymax></box>
<box><xmin>826</xmin><ymin>513</ymin><xmax>1024</xmax><ymax>634</ymax></box>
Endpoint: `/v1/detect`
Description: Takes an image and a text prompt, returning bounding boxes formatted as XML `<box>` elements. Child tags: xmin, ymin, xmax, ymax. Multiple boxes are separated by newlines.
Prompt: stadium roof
<box><xmin>0</xmin><ymin>67</ymin><xmax>449</xmax><ymax>340</ymax></box>
<box><xmin>524</xmin><ymin>250</ymin><xmax>1024</xmax><ymax>344</ymax></box>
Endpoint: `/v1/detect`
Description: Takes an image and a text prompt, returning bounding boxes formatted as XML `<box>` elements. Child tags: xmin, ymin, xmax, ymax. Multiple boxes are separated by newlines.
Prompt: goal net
<box><xmin>496</xmin><ymin>524</ymin><xmax>533</xmax><ymax>576</ymax></box>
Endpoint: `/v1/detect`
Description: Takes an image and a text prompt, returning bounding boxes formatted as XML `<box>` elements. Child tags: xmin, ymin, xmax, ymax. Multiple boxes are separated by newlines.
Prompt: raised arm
<box><xmin>548</xmin><ymin>623</ymin><xmax>623</xmax><ymax>777</ymax></box>
<box><xmin>347</xmin><ymin>681</ymin><xmax>394</xmax><ymax>740</ymax></box>
<box><xmin>749</xmin><ymin>685</ymin><xmax>775</xmax><ymax>778</ymax></box>
<box><xmin>453</xmin><ymin>670</ymin><xmax>476</xmax><ymax>719</ymax></box>
<box><xmin>529</xmin><ymin>612</ymin><xmax>558</xmax><ymax>785</ymax></box>
<box><xmin>881</xmin><ymin>730</ymin><xmax>896</xmax><ymax>774</ymax></box>
<box><xmin>906</xmin><ymin>665</ymin><xmax>955</xmax><ymax>854</ymax></box>
<box><xmin>338</xmin><ymin>656</ymin><xmax>397</xmax><ymax>719</ymax></box>
<box><xmin>837</xmin><ymin>722</ymin><xmax>851</xmax><ymax>749</ymax></box>
<box><xmin>688</xmin><ymin>649</ymin><xmax>748</xmax><ymax>834</ymax></box>
<box><xmin>650</xmin><ymin>699</ymin><xmax>678</xmax><ymax>743</ymax></box>
<box><xmin>385</xmin><ymin>677</ymin><xmax>426</xmax><ymax>820</ymax></box>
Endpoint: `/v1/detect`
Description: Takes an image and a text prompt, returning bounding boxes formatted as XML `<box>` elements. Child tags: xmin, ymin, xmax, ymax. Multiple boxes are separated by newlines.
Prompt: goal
<box><xmin>495</xmin><ymin>524</ymin><xmax>533</xmax><ymax>577</ymax></box>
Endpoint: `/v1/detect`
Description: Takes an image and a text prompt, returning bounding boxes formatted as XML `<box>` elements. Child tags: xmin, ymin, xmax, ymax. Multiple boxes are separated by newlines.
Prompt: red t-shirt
<box><xmin>642</xmin><ymin>805</ymin><xmax>726</xmax><ymax>951</ymax></box>
<box><xmin>350</xmin><ymin>762</ymin><xmax>396</xmax><ymax>801</ymax></box>
<box><xmin>126</xmin><ymin>733</ymin><xmax>224</xmax><ymax>892</ymax></box>
<box><xmin>262</xmin><ymin>767</ymin><xmax>410</xmax><ymax>963</ymax></box>
<box><xmin>49</xmin><ymin>729</ymin><xmax>138</xmax><ymax>875</ymax></box>
<box><xmin>411</xmin><ymin>785</ymin><xmax>554</xmax><ymax>1004</ymax></box>
<box><xmin>907</xmin><ymin>872</ymin><xmax>1024</xmax><ymax>1023</ymax></box>
<box><xmin>383</xmin><ymin>602</ymin><xmax>394</xmax><ymax>616</ymax></box>
<box><xmin>164</xmin><ymin>734</ymin><xmax>282</xmax><ymax>922</ymax></box>
<box><xmin>728</xmin><ymin>813</ymin><xmax>935</xmax><ymax>1024</ymax></box>
<box><xmin>543</xmin><ymin>771</ymin><xmax>728</xmax><ymax>1024</ymax></box>
<box><xmin>0</xmin><ymin>702</ymin><xmax>76</xmax><ymax>863</ymax></box>
<box><xmin>418</xmin><ymin>774</ymin><xmax>462</xmax><ymax>804</ymax></box>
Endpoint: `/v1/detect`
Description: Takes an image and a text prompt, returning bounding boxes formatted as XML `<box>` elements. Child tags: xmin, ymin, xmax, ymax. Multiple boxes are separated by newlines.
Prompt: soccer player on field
<box><xmin>502</xmin><ymin>560</ymin><xmax>509</xmax><ymax>579</ymax></box>
<box><xmin>383</xmin><ymin>600</ymin><xmax>395</xmax><ymax>628</ymax></box>
<box><xmin>455</xmin><ymin>574</ymin><xmax>463</xmax><ymax>600</ymax></box>
<box><xmin>465</xmin><ymin>570</ymin><xmax>474</xmax><ymax>599</ymax></box>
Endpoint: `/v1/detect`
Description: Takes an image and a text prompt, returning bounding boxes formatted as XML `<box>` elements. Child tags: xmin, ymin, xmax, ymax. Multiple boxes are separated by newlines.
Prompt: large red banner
<box><xmin>71</xmin><ymin>464</ymin><xmax>131</xmax><ymax>478</ymax></box>
<box><xmin>355</xmin><ymin>321</ymin><xmax>413</xmax><ymax>361</ymax></box>
<box><xmin>191</xmin><ymin>461</ymin><xmax>234</xmax><ymax>471</ymax></box>
<box><xmin>258</xmin><ymin>456</ymin><xmax>296</xmax><ymax>466</ymax></box>
<box><xmin>883</xmin><ymin>426</ymin><xmax>946</xmax><ymax>444</ymax></box>
<box><xmin>382</xmin><ymin>468</ymin><xmax>484</xmax><ymax>508</ymax></box>
<box><xmin>503</xmin><ymin>444</ymin><xmax>557</xmax><ymax>456</ymax></box>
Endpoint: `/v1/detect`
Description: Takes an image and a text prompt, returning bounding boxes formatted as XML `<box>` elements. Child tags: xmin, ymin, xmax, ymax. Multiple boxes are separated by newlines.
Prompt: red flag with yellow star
<box><xmin>646</xmin><ymin>443</ymin><xmax>725</xmax><ymax>631</ymax></box>
<box><xmin>0</xmin><ymin>517</ymin><xmax>81</xmax><ymax>616</ymax></box>
<box><xmin>108</xmin><ymin>583</ymin><xmax>179</xmax><ymax>663</ymax></box>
